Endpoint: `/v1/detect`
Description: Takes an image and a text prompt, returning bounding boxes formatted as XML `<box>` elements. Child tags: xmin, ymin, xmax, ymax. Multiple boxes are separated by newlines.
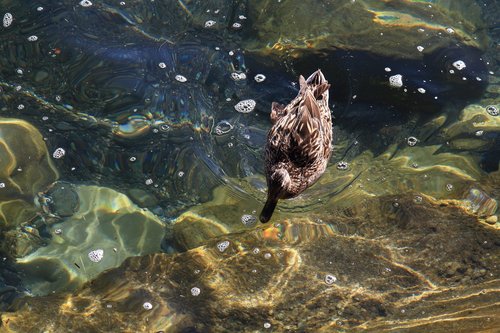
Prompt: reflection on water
<box><xmin>0</xmin><ymin>0</ymin><xmax>498</xmax><ymax>332</ymax></box>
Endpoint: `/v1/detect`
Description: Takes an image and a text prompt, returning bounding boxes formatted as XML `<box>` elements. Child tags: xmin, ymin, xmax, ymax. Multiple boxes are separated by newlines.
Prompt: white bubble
<box><xmin>88</xmin><ymin>249</ymin><xmax>104</xmax><ymax>262</ymax></box>
<box><xmin>17</xmin><ymin>104</ymin><xmax>25</xmax><ymax>110</ymax></box>
<box><xmin>27</xmin><ymin>35</ymin><xmax>38</xmax><ymax>42</ymax></box>
<box><xmin>52</xmin><ymin>148</ymin><xmax>66</xmax><ymax>159</ymax></box>
<box><xmin>80</xmin><ymin>0</ymin><xmax>93</xmax><ymax>7</ymax></box>
<box><xmin>264</xmin><ymin>253</ymin><xmax>272</xmax><ymax>259</ymax></box>
<box><xmin>158</xmin><ymin>62</ymin><xmax>166</xmax><ymax>68</ymax></box>
<box><xmin>129</xmin><ymin>156</ymin><xmax>136</xmax><ymax>162</ymax></box>
<box><xmin>264</xmin><ymin>322</ymin><xmax>271</xmax><ymax>329</ymax></box>
<box><xmin>54</xmin><ymin>228</ymin><xmax>62</xmax><ymax>235</ymax></box>
<box><xmin>254</xmin><ymin>74</ymin><xmax>266</xmax><ymax>82</ymax></box>
<box><xmin>407</xmin><ymin>136</ymin><xmax>418</xmax><ymax>146</ymax></box>
<box><xmin>191</xmin><ymin>287</ymin><xmax>201</xmax><ymax>296</ymax></box>
<box><xmin>217</xmin><ymin>240</ymin><xmax>230</xmax><ymax>252</ymax></box>
<box><xmin>417</xmin><ymin>46</ymin><xmax>424</xmax><ymax>52</ymax></box>
<box><xmin>446</xmin><ymin>184</ymin><xmax>453</xmax><ymax>192</ymax></box>
<box><xmin>239</xmin><ymin>15</ymin><xmax>247</xmax><ymax>20</ymax></box>
<box><xmin>446</xmin><ymin>27</ymin><xmax>455</xmax><ymax>34</ymax></box>
<box><xmin>324</xmin><ymin>274</ymin><xmax>337</xmax><ymax>285</ymax></box>
<box><xmin>3</xmin><ymin>13</ymin><xmax>13</xmax><ymax>28</ymax></box>
<box><xmin>37</xmin><ymin>6</ymin><xmax>44</xmax><ymax>11</ymax></box>
<box><xmin>214</xmin><ymin>120</ymin><xmax>233</xmax><ymax>135</ymax></box>
<box><xmin>336</xmin><ymin>161</ymin><xmax>349</xmax><ymax>170</ymax></box>
<box><xmin>145</xmin><ymin>178</ymin><xmax>153</xmax><ymax>185</ymax></box>
<box><xmin>475</xmin><ymin>130</ymin><xmax>484</xmax><ymax>137</ymax></box>
<box><xmin>252</xmin><ymin>248</ymin><xmax>260</xmax><ymax>254</ymax></box>
<box><xmin>178</xmin><ymin>171</ymin><xmax>184</xmax><ymax>177</ymax></box>
<box><xmin>143</xmin><ymin>302</ymin><xmax>153</xmax><ymax>310</ymax></box>
<box><xmin>204</xmin><ymin>20</ymin><xmax>216</xmax><ymax>28</ymax></box>
<box><xmin>241</xmin><ymin>214</ymin><xmax>257</xmax><ymax>226</ymax></box>
<box><xmin>384</xmin><ymin>67</ymin><xmax>391</xmax><ymax>72</ymax></box>
<box><xmin>234</xmin><ymin>99</ymin><xmax>256</xmax><ymax>113</ymax></box>
<box><xmin>232</xmin><ymin>22</ymin><xmax>242</xmax><ymax>29</ymax></box>
<box><xmin>452</xmin><ymin>60</ymin><xmax>466</xmax><ymax>71</ymax></box>
<box><xmin>231</xmin><ymin>72</ymin><xmax>246</xmax><ymax>81</ymax></box>
<box><xmin>0</xmin><ymin>183</ymin><xmax>5</xmax><ymax>188</ymax></box>
<box><xmin>389</xmin><ymin>74</ymin><xmax>403</xmax><ymax>88</ymax></box>
<box><xmin>417</xmin><ymin>88</ymin><xmax>426</xmax><ymax>94</ymax></box>
<box><xmin>175</xmin><ymin>74</ymin><xmax>187</xmax><ymax>82</ymax></box>
<box><xmin>16</xmin><ymin>68</ymin><xmax>23</xmax><ymax>75</ymax></box>
<box><xmin>120</xmin><ymin>1</ymin><xmax>126</xmax><ymax>5</ymax></box>
<box><xmin>486</xmin><ymin>105</ymin><xmax>498</xmax><ymax>116</ymax></box>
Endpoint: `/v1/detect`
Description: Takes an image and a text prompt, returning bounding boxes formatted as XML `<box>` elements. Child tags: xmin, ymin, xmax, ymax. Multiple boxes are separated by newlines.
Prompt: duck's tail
<box><xmin>260</xmin><ymin>197</ymin><xmax>278</xmax><ymax>223</ymax></box>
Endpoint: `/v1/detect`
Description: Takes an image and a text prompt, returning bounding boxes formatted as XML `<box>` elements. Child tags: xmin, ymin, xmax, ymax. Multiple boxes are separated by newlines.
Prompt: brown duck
<box><xmin>260</xmin><ymin>69</ymin><xmax>332</xmax><ymax>223</ymax></box>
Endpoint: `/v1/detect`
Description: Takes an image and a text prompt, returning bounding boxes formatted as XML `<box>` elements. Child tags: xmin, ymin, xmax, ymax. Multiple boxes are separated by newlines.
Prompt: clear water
<box><xmin>0</xmin><ymin>0</ymin><xmax>498</xmax><ymax>332</ymax></box>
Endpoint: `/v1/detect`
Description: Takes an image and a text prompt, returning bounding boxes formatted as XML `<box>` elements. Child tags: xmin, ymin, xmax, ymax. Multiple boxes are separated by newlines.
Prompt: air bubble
<box><xmin>384</xmin><ymin>67</ymin><xmax>391</xmax><ymax>72</ymax></box>
<box><xmin>389</xmin><ymin>74</ymin><xmax>403</xmax><ymax>88</ymax></box>
<box><xmin>446</xmin><ymin>184</ymin><xmax>453</xmax><ymax>192</ymax></box>
<box><xmin>214</xmin><ymin>120</ymin><xmax>233</xmax><ymax>135</ymax></box>
<box><xmin>217</xmin><ymin>240</ymin><xmax>230</xmax><ymax>252</ymax></box>
<box><xmin>16</xmin><ymin>68</ymin><xmax>23</xmax><ymax>75</ymax></box>
<box><xmin>485</xmin><ymin>105</ymin><xmax>498</xmax><ymax>116</ymax></box>
<box><xmin>324</xmin><ymin>274</ymin><xmax>337</xmax><ymax>285</ymax></box>
<box><xmin>145</xmin><ymin>178</ymin><xmax>153</xmax><ymax>185</ymax></box>
<box><xmin>264</xmin><ymin>253</ymin><xmax>272</xmax><ymax>259</ymax></box>
<box><xmin>238</xmin><ymin>15</ymin><xmax>247</xmax><ymax>20</ymax></box>
<box><xmin>475</xmin><ymin>130</ymin><xmax>484</xmax><ymax>137</ymax></box>
<box><xmin>264</xmin><ymin>323</ymin><xmax>271</xmax><ymax>329</ymax></box>
<box><xmin>80</xmin><ymin>0</ymin><xmax>93</xmax><ymax>7</ymax></box>
<box><xmin>191</xmin><ymin>287</ymin><xmax>201</xmax><ymax>296</ymax></box>
<box><xmin>178</xmin><ymin>171</ymin><xmax>184</xmax><ymax>177</ymax></box>
<box><xmin>336</xmin><ymin>161</ymin><xmax>349</xmax><ymax>170</ymax></box>
<box><xmin>407</xmin><ymin>136</ymin><xmax>418</xmax><ymax>146</ymax></box>
<box><xmin>3</xmin><ymin>13</ymin><xmax>13</xmax><ymax>28</ymax></box>
<box><xmin>414</xmin><ymin>195</ymin><xmax>423</xmax><ymax>204</ymax></box>
<box><xmin>37</xmin><ymin>6</ymin><xmax>44</xmax><ymax>11</ymax></box>
<box><xmin>158</xmin><ymin>62</ymin><xmax>166</xmax><ymax>68</ymax></box>
<box><xmin>0</xmin><ymin>183</ymin><xmax>5</xmax><ymax>188</ymax></box>
<box><xmin>175</xmin><ymin>75</ymin><xmax>187</xmax><ymax>82</ymax></box>
<box><xmin>52</xmin><ymin>148</ymin><xmax>66</xmax><ymax>159</ymax></box>
<box><xmin>446</xmin><ymin>27</ymin><xmax>455</xmax><ymax>34</ymax></box>
<box><xmin>27</xmin><ymin>35</ymin><xmax>38</xmax><ymax>42</ymax></box>
<box><xmin>417</xmin><ymin>46</ymin><xmax>424</xmax><ymax>52</ymax></box>
<box><xmin>254</xmin><ymin>74</ymin><xmax>266</xmax><ymax>82</ymax></box>
<box><xmin>241</xmin><ymin>214</ymin><xmax>257</xmax><ymax>226</ymax></box>
<box><xmin>253</xmin><ymin>248</ymin><xmax>260</xmax><ymax>254</ymax></box>
<box><xmin>143</xmin><ymin>302</ymin><xmax>153</xmax><ymax>310</ymax></box>
<box><xmin>17</xmin><ymin>104</ymin><xmax>25</xmax><ymax>110</ymax></box>
<box><xmin>88</xmin><ymin>249</ymin><xmax>104</xmax><ymax>262</ymax></box>
<box><xmin>231</xmin><ymin>72</ymin><xmax>246</xmax><ymax>81</ymax></box>
<box><xmin>417</xmin><ymin>88</ymin><xmax>426</xmax><ymax>94</ymax></box>
<box><xmin>234</xmin><ymin>99</ymin><xmax>256</xmax><ymax>113</ymax></box>
<box><xmin>204</xmin><ymin>20</ymin><xmax>216</xmax><ymax>28</ymax></box>
<box><xmin>232</xmin><ymin>22</ymin><xmax>242</xmax><ymax>29</ymax></box>
<box><xmin>452</xmin><ymin>60</ymin><xmax>466</xmax><ymax>71</ymax></box>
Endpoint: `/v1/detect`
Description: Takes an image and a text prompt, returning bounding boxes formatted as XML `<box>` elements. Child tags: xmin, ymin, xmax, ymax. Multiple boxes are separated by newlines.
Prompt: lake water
<box><xmin>0</xmin><ymin>0</ymin><xmax>498</xmax><ymax>332</ymax></box>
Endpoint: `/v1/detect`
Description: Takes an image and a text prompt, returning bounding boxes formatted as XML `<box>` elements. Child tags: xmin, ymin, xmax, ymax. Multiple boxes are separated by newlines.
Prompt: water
<box><xmin>0</xmin><ymin>0</ymin><xmax>499</xmax><ymax>332</ymax></box>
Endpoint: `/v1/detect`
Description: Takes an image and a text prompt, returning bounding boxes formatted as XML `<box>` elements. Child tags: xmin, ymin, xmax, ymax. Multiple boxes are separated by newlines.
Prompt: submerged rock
<box><xmin>2</xmin><ymin>195</ymin><xmax>498</xmax><ymax>332</ymax></box>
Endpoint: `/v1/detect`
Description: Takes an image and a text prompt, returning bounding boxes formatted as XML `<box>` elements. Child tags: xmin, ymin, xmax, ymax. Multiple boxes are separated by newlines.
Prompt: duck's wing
<box><xmin>287</xmin><ymin>90</ymin><xmax>325</xmax><ymax>167</ymax></box>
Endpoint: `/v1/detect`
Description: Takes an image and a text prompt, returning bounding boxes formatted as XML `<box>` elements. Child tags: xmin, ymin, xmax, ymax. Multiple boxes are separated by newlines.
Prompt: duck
<box><xmin>260</xmin><ymin>69</ymin><xmax>333</xmax><ymax>223</ymax></box>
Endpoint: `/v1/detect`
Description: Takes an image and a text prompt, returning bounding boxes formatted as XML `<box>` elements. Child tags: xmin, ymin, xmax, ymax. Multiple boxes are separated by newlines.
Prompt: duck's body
<box><xmin>260</xmin><ymin>70</ymin><xmax>332</xmax><ymax>223</ymax></box>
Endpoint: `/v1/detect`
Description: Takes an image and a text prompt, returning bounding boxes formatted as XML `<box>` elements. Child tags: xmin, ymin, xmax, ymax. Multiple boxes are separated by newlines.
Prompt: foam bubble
<box><xmin>52</xmin><ymin>148</ymin><xmax>66</xmax><ymax>159</ymax></box>
<box><xmin>234</xmin><ymin>99</ymin><xmax>256</xmax><ymax>113</ymax></box>
<box><xmin>389</xmin><ymin>74</ymin><xmax>403</xmax><ymax>88</ymax></box>
<box><xmin>88</xmin><ymin>249</ymin><xmax>104</xmax><ymax>263</ymax></box>
<box><xmin>452</xmin><ymin>60</ymin><xmax>466</xmax><ymax>71</ymax></box>
<box><xmin>3</xmin><ymin>13</ymin><xmax>13</xmax><ymax>28</ymax></box>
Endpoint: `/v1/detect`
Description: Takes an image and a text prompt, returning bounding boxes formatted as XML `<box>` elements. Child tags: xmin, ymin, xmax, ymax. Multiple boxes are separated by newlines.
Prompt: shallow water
<box><xmin>0</xmin><ymin>0</ymin><xmax>498</xmax><ymax>332</ymax></box>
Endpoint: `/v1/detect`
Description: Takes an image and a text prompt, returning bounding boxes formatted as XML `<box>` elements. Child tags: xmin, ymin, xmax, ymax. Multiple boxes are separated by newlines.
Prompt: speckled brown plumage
<box><xmin>260</xmin><ymin>70</ymin><xmax>332</xmax><ymax>223</ymax></box>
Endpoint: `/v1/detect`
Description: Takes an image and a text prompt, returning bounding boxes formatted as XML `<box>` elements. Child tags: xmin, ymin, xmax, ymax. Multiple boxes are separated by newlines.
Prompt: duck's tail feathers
<box><xmin>260</xmin><ymin>197</ymin><xmax>278</xmax><ymax>223</ymax></box>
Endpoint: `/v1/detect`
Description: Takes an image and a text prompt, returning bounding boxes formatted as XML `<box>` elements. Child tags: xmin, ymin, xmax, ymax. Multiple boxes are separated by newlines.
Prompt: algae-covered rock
<box><xmin>2</xmin><ymin>195</ymin><xmax>499</xmax><ymax>332</ymax></box>
<box><xmin>246</xmin><ymin>0</ymin><xmax>487</xmax><ymax>58</ymax></box>
<box><xmin>0</xmin><ymin>118</ymin><xmax>58</xmax><ymax>229</ymax></box>
<box><xmin>15</xmin><ymin>185</ymin><xmax>168</xmax><ymax>295</ymax></box>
